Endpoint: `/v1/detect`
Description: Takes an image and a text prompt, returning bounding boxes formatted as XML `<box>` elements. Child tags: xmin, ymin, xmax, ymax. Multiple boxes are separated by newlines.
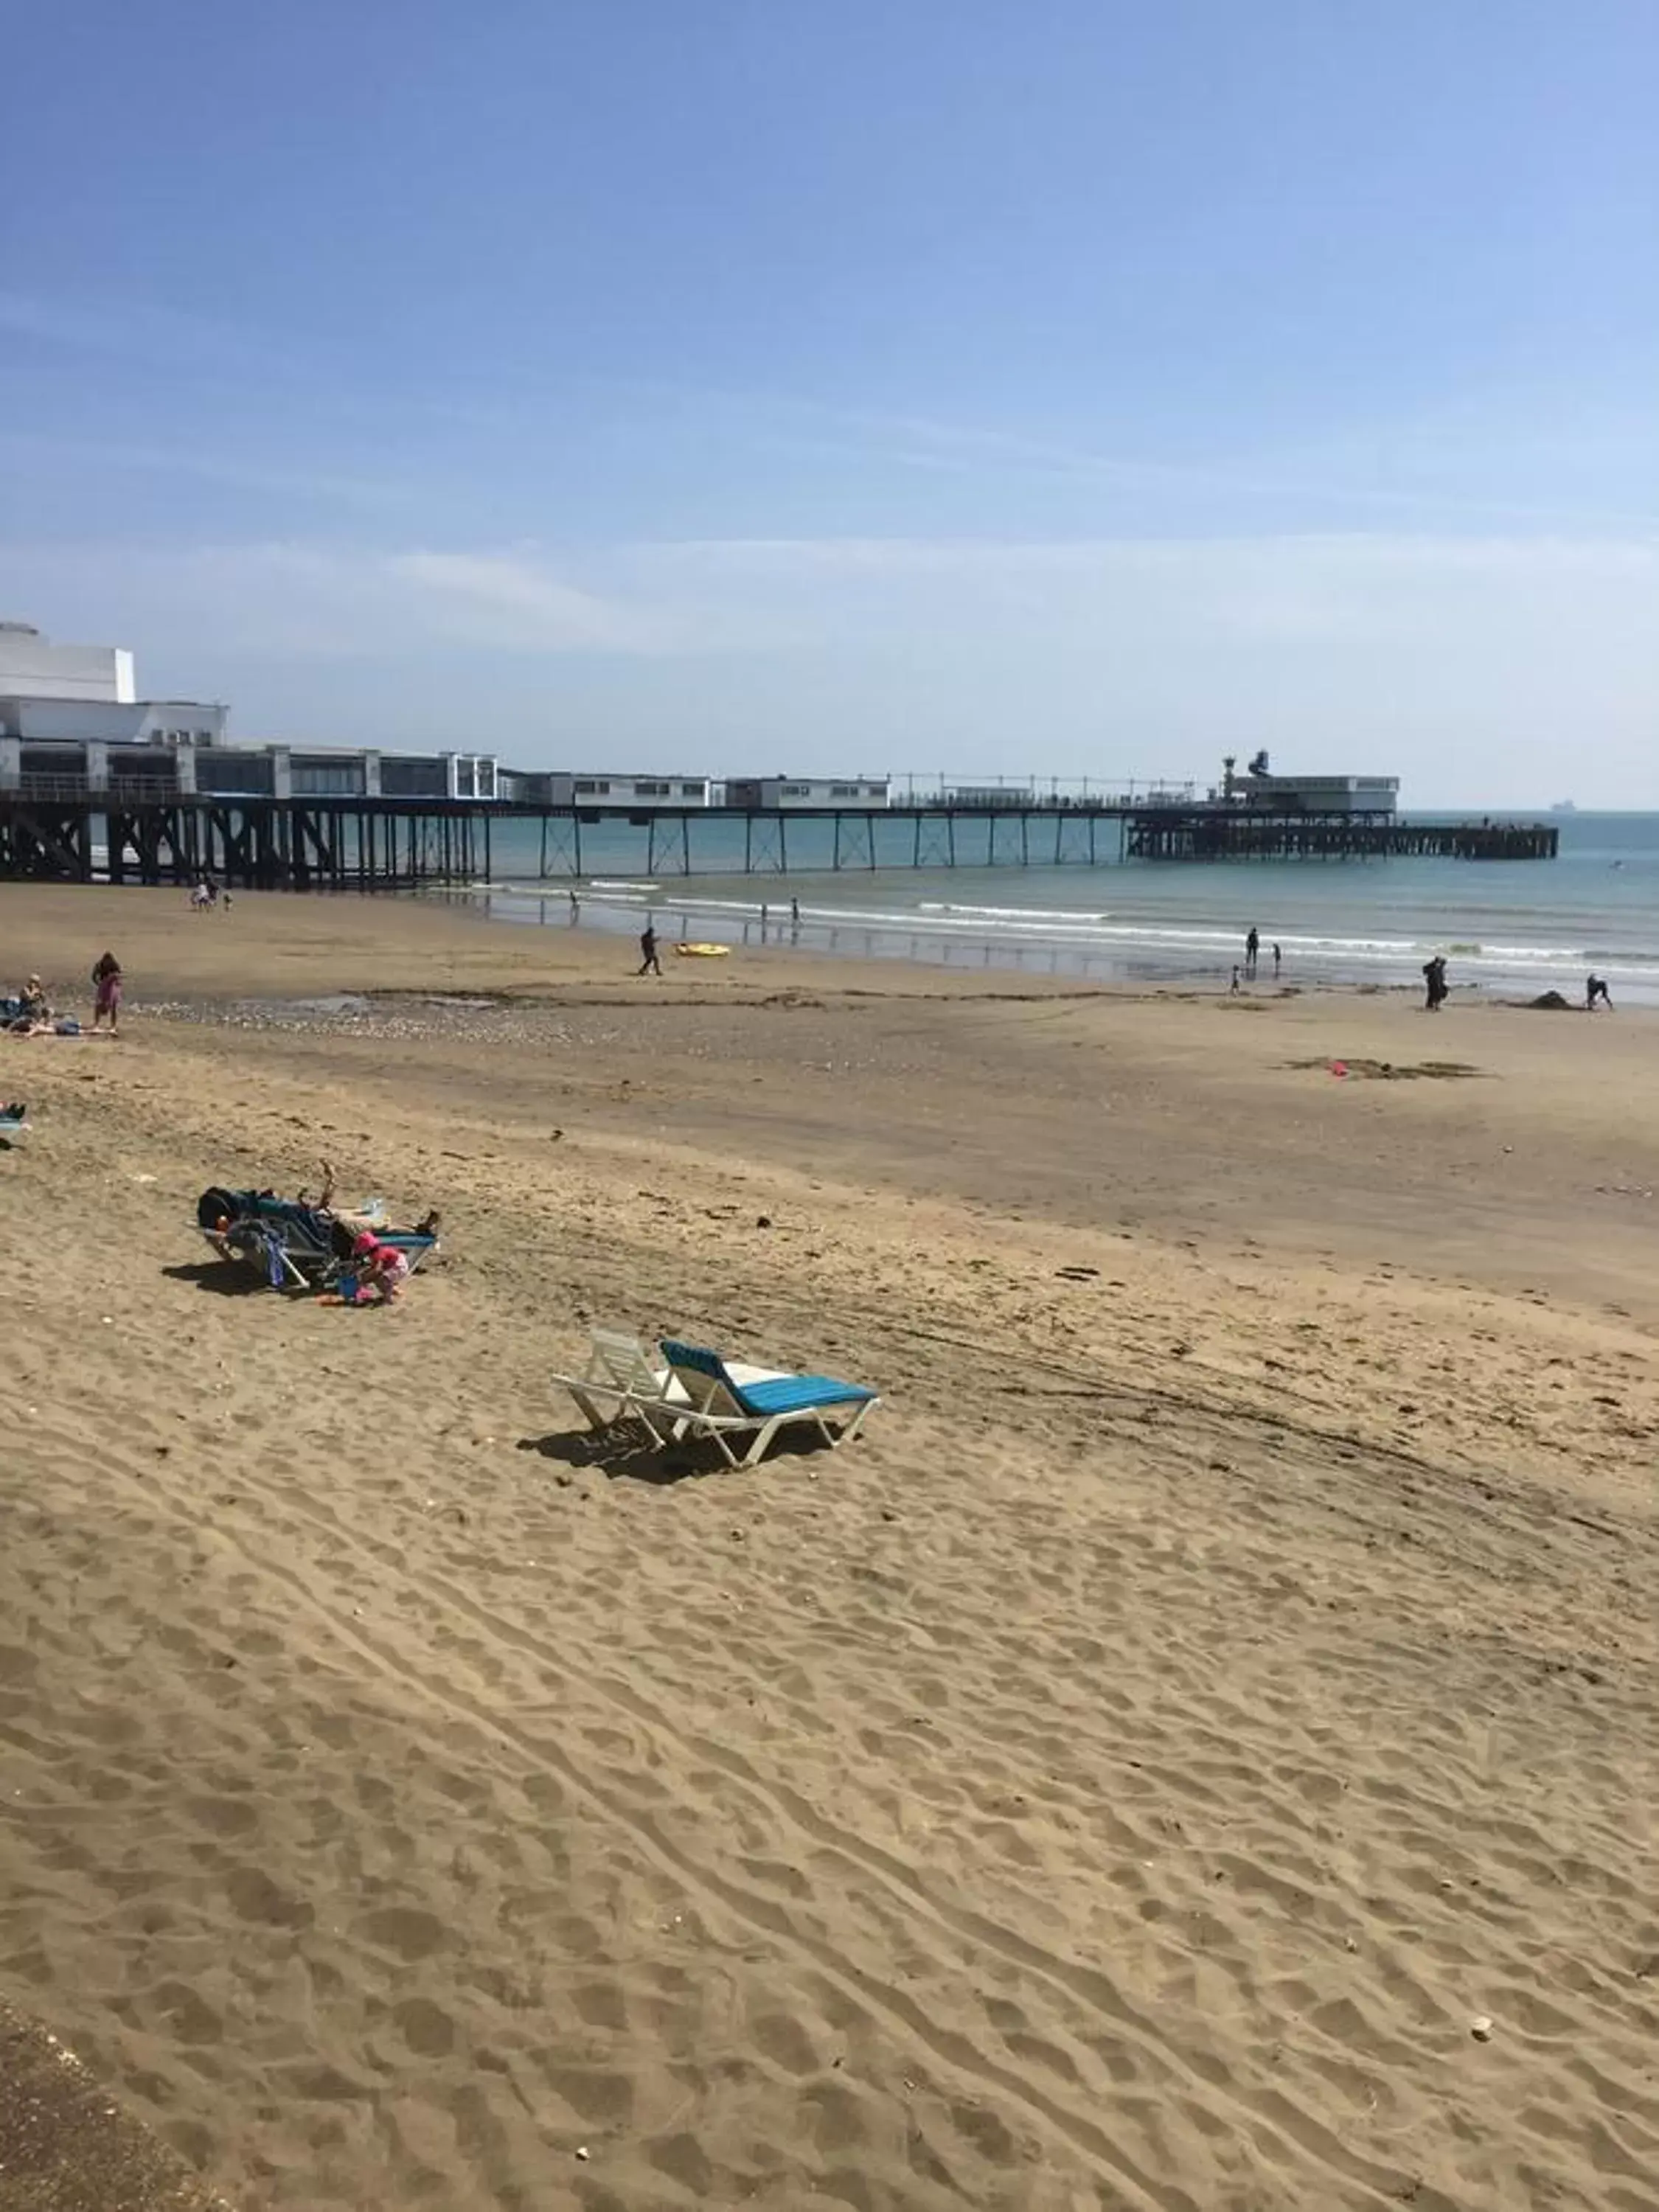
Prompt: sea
<box><xmin>457</xmin><ymin>811</ymin><xmax>1659</xmax><ymax>1005</ymax></box>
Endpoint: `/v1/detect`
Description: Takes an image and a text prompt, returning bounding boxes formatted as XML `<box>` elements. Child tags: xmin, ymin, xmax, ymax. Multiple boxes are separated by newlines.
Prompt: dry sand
<box><xmin>1</xmin><ymin>885</ymin><xmax>1655</xmax><ymax>2212</ymax></box>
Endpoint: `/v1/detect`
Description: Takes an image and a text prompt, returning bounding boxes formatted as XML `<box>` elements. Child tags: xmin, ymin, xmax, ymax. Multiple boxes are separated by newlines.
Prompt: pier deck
<box><xmin>0</xmin><ymin>793</ymin><xmax>1558</xmax><ymax>888</ymax></box>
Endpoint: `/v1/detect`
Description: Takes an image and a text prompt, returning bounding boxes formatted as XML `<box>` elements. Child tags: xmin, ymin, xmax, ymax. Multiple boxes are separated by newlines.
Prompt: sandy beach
<box><xmin>1</xmin><ymin>883</ymin><xmax>1655</xmax><ymax>2212</ymax></box>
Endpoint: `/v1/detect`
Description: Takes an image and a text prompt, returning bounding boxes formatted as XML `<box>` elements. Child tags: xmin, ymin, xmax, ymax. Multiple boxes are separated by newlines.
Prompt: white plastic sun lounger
<box><xmin>658</xmin><ymin>1340</ymin><xmax>880</xmax><ymax>1468</ymax></box>
<box><xmin>552</xmin><ymin>1328</ymin><xmax>808</xmax><ymax>1453</ymax></box>
<box><xmin>552</xmin><ymin>1328</ymin><xmax>693</xmax><ymax>1439</ymax></box>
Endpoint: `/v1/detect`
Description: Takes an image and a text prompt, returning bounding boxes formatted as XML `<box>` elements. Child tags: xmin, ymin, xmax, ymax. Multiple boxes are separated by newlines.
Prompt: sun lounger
<box><xmin>552</xmin><ymin>1328</ymin><xmax>695</xmax><ymax>1439</ymax></box>
<box><xmin>657</xmin><ymin>1340</ymin><xmax>880</xmax><ymax>1467</ymax></box>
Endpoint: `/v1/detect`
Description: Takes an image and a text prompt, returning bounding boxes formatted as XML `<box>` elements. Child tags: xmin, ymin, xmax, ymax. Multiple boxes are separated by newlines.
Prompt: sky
<box><xmin>2</xmin><ymin>0</ymin><xmax>1655</xmax><ymax>806</ymax></box>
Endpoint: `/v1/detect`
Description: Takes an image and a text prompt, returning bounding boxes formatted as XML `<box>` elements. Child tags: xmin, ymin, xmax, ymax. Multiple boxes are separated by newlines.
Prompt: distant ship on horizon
<box><xmin>1550</xmin><ymin>800</ymin><xmax>1577</xmax><ymax>814</ymax></box>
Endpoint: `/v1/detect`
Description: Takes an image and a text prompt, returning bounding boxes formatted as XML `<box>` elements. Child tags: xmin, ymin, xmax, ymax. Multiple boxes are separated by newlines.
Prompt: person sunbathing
<box><xmin>300</xmin><ymin>1158</ymin><xmax>388</xmax><ymax>1228</ymax></box>
<box><xmin>304</xmin><ymin>1161</ymin><xmax>440</xmax><ymax>1239</ymax></box>
<box><xmin>7</xmin><ymin>977</ymin><xmax>50</xmax><ymax>1034</ymax></box>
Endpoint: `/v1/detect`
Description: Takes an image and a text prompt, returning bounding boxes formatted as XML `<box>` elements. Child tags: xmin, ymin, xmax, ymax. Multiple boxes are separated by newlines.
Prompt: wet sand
<box><xmin>1</xmin><ymin>886</ymin><xmax>1655</xmax><ymax>2210</ymax></box>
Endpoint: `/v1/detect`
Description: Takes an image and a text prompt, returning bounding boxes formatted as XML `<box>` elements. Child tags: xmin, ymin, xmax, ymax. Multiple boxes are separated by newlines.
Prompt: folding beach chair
<box><xmin>0</xmin><ymin>1102</ymin><xmax>29</xmax><ymax>1147</ymax></box>
<box><xmin>658</xmin><ymin>1340</ymin><xmax>880</xmax><ymax>1468</ymax></box>
<box><xmin>216</xmin><ymin>1200</ymin><xmax>347</xmax><ymax>1288</ymax></box>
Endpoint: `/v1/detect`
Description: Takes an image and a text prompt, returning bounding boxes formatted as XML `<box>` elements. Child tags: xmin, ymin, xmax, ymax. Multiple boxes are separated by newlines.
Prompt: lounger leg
<box><xmin>636</xmin><ymin>1404</ymin><xmax>681</xmax><ymax>1447</ymax></box>
<box><xmin>565</xmin><ymin>1385</ymin><xmax>613</xmax><ymax>1433</ymax></box>
<box><xmin>740</xmin><ymin>1416</ymin><xmax>786</xmax><ymax>1468</ymax></box>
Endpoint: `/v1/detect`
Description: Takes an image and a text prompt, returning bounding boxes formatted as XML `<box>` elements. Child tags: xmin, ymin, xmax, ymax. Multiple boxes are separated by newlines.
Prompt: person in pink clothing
<box><xmin>351</xmin><ymin>1231</ymin><xmax>411</xmax><ymax>1303</ymax></box>
<box><xmin>90</xmin><ymin>951</ymin><xmax>122</xmax><ymax>1034</ymax></box>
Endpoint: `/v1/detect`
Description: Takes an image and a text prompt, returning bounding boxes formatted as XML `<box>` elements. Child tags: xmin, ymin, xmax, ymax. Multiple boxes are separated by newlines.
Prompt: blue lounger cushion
<box><xmin>661</xmin><ymin>1341</ymin><xmax>874</xmax><ymax>1417</ymax></box>
<box><xmin>733</xmin><ymin>1373</ymin><xmax>874</xmax><ymax>1415</ymax></box>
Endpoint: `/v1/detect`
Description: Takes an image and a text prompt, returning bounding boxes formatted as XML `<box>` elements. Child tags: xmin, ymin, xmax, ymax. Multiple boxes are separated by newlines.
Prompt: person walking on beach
<box><xmin>1272</xmin><ymin>941</ymin><xmax>1281</xmax><ymax>978</ymax></box>
<box><xmin>1245</xmin><ymin>925</ymin><xmax>1259</xmax><ymax>975</ymax></box>
<box><xmin>90</xmin><ymin>950</ymin><xmax>122</xmax><ymax>1034</ymax></box>
<box><xmin>790</xmin><ymin>897</ymin><xmax>801</xmax><ymax>928</ymax></box>
<box><xmin>1587</xmin><ymin>973</ymin><xmax>1613</xmax><ymax>1011</ymax></box>
<box><xmin>637</xmin><ymin>923</ymin><xmax>662</xmax><ymax>977</ymax></box>
<box><xmin>1422</xmin><ymin>954</ymin><xmax>1447</xmax><ymax>1012</ymax></box>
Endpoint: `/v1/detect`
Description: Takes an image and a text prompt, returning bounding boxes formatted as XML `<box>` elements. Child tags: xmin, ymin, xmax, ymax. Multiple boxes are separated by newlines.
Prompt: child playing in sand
<box><xmin>350</xmin><ymin>1231</ymin><xmax>411</xmax><ymax>1303</ymax></box>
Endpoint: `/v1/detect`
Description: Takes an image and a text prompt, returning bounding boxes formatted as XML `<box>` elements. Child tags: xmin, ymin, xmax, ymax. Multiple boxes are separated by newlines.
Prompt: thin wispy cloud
<box><xmin>0</xmin><ymin>288</ymin><xmax>302</xmax><ymax>376</ymax></box>
<box><xmin>389</xmin><ymin>550</ymin><xmax>681</xmax><ymax>653</ymax></box>
<box><xmin>695</xmin><ymin>388</ymin><xmax>1659</xmax><ymax>535</ymax></box>
<box><xmin>8</xmin><ymin>285</ymin><xmax>1652</xmax><ymax>542</ymax></box>
<box><xmin>2</xmin><ymin>526</ymin><xmax>1649</xmax><ymax>799</ymax></box>
<box><xmin>0</xmin><ymin>430</ymin><xmax>400</xmax><ymax>510</ymax></box>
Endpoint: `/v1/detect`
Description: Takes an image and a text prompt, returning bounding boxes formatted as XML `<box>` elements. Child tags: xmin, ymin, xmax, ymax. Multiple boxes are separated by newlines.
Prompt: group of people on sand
<box><xmin>1225</xmin><ymin>925</ymin><xmax>1616</xmax><ymax>1015</ymax></box>
<box><xmin>1423</xmin><ymin>959</ymin><xmax>1614</xmax><ymax>1014</ymax></box>
<box><xmin>212</xmin><ymin>1160</ymin><xmax>437</xmax><ymax>1306</ymax></box>
<box><xmin>4</xmin><ymin>952</ymin><xmax>123</xmax><ymax>1036</ymax></box>
<box><xmin>189</xmin><ymin>878</ymin><xmax>232</xmax><ymax>914</ymax></box>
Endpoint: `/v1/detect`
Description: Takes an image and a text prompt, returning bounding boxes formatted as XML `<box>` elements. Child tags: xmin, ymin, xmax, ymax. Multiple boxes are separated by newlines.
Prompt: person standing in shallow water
<box><xmin>1245</xmin><ymin>926</ymin><xmax>1259</xmax><ymax>975</ymax></box>
<box><xmin>1272</xmin><ymin>942</ymin><xmax>1281</xmax><ymax>979</ymax></box>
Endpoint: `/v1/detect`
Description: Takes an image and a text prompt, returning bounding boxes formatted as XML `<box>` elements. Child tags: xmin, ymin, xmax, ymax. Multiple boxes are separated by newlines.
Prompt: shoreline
<box><xmin>14</xmin><ymin>861</ymin><xmax>1659</xmax><ymax>1002</ymax></box>
<box><xmin>456</xmin><ymin>877</ymin><xmax>1659</xmax><ymax>1004</ymax></box>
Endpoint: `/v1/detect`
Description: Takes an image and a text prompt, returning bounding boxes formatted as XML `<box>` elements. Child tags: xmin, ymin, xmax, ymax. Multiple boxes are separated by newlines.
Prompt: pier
<box><xmin>0</xmin><ymin>790</ymin><xmax>1557</xmax><ymax>889</ymax></box>
<box><xmin>1123</xmin><ymin>810</ymin><xmax>1559</xmax><ymax>863</ymax></box>
<box><xmin>0</xmin><ymin>787</ymin><xmax>489</xmax><ymax>889</ymax></box>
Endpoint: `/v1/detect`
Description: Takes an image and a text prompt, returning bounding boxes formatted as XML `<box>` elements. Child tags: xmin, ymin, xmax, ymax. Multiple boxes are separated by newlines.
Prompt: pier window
<box><xmin>381</xmin><ymin>757</ymin><xmax>448</xmax><ymax>798</ymax></box>
<box><xmin>195</xmin><ymin>750</ymin><xmax>274</xmax><ymax>796</ymax></box>
<box><xmin>292</xmin><ymin>762</ymin><xmax>365</xmax><ymax>796</ymax></box>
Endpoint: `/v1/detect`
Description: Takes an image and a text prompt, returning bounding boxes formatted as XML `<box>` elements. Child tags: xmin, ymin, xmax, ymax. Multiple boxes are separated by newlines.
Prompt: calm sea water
<box><xmin>459</xmin><ymin>811</ymin><xmax>1659</xmax><ymax>1004</ymax></box>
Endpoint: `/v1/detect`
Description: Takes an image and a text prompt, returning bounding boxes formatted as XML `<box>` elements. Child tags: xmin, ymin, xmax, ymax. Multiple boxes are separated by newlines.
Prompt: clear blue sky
<box><xmin>3</xmin><ymin>1</ymin><xmax>1655</xmax><ymax>803</ymax></box>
